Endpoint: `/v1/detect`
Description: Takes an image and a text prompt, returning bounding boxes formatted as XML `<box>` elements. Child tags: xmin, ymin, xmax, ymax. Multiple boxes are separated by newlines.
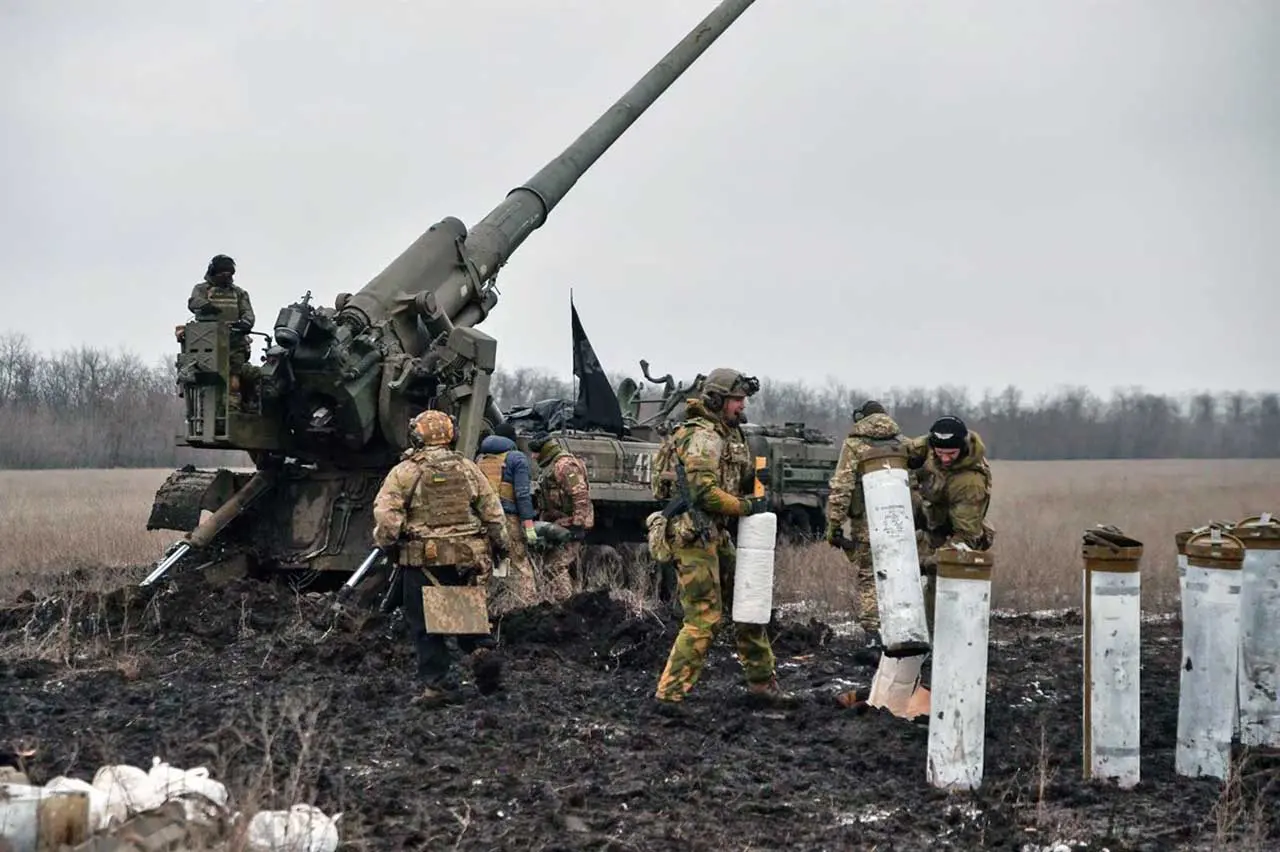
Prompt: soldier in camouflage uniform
<box><xmin>905</xmin><ymin>415</ymin><xmax>994</xmax><ymax>552</ymax></box>
<box><xmin>651</xmin><ymin>368</ymin><xmax>793</xmax><ymax>707</ymax></box>
<box><xmin>904</xmin><ymin>415</ymin><xmax>994</xmax><ymax>631</ymax></box>
<box><xmin>823</xmin><ymin>400</ymin><xmax>917</xmax><ymax>641</ymax></box>
<box><xmin>372</xmin><ymin>409</ymin><xmax>513</xmax><ymax>704</ymax></box>
<box><xmin>186</xmin><ymin>254</ymin><xmax>259</xmax><ymax>408</ymax></box>
<box><xmin>529</xmin><ymin>437</ymin><xmax>594</xmax><ymax>602</ymax></box>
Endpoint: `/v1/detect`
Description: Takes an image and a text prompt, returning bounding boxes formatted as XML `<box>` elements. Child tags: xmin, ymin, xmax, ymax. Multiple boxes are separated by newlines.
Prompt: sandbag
<box><xmin>246</xmin><ymin>803</ymin><xmax>342</xmax><ymax>852</ymax></box>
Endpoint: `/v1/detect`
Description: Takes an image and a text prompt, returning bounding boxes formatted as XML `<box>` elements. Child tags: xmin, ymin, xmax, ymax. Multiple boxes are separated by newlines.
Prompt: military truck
<box><xmin>499</xmin><ymin>359</ymin><xmax>842</xmax><ymax>547</ymax></box>
<box><xmin>142</xmin><ymin>0</ymin><xmax>763</xmax><ymax>591</ymax></box>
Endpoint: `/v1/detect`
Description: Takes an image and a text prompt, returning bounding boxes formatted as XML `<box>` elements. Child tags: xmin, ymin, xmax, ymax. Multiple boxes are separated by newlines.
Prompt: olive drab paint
<box><xmin>144</xmin><ymin>0</ymin><xmax>763</xmax><ymax>580</ymax></box>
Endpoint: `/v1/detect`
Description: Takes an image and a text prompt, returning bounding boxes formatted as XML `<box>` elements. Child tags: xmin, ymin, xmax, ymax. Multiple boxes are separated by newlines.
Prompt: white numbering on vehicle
<box><xmin>631</xmin><ymin>452</ymin><xmax>653</xmax><ymax>484</ymax></box>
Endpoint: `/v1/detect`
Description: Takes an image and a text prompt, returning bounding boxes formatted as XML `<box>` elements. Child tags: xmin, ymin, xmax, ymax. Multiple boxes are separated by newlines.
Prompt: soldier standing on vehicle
<box><xmin>475</xmin><ymin>422</ymin><xmax>540</xmax><ymax>604</ymax></box>
<box><xmin>905</xmin><ymin>414</ymin><xmax>995</xmax><ymax>630</ymax></box>
<box><xmin>823</xmin><ymin>400</ymin><xmax>916</xmax><ymax>643</ymax></box>
<box><xmin>186</xmin><ymin>254</ymin><xmax>259</xmax><ymax>408</ymax></box>
<box><xmin>529</xmin><ymin>436</ymin><xmax>594</xmax><ymax>602</ymax></box>
<box><xmin>651</xmin><ymin>368</ymin><xmax>793</xmax><ymax>708</ymax></box>
<box><xmin>372</xmin><ymin>409</ymin><xmax>513</xmax><ymax>705</ymax></box>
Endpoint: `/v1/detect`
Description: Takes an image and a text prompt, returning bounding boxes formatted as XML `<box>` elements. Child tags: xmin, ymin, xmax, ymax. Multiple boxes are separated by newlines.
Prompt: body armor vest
<box><xmin>475</xmin><ymin>452</ymin><xmax>516</xmax><ymax>504</ymax></box>
<box><xmin>407</xmin><ymin>456</ymin><xmax>479</xmax><ymax>534</ymax></box>
<box><xmin>203</xmin><ymin>285</ymin><xmax>243</xmax><ymax>323</ymax></box>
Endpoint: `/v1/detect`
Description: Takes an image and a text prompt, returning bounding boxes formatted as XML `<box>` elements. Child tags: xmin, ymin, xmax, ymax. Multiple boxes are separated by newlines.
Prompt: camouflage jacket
<box><xmin>905</xmin><ymin>429</ymin><xmax>993</xmax><ymax>549</ymax></box>
<box><xmin>372</xmin><ymin>447</ymin><xmax>511</xmax><ymax>563</ymax></box>
<box><xmin>187</xmin><ymin>279</ymin><xmax>255</xmax><ymax>350</ymax></box>
<box><xmin>825</xmin><ymin>412</ymin><xmax>913</xmax><ymax>532</ymax></box>
<box><xmin>538</xmin><ymin>446</ymin><xmax>594</xmax><ymax>529</ymax></box>
<box><xmin>659</xmin><ymin>398</ymin><xmax>754</xmax><ymax>542</ymax></box>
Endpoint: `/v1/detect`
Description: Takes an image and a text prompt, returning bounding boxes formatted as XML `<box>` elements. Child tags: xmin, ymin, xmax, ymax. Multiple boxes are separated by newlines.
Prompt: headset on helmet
<box><xmin>700</xmin><ymin>367</ymin><xmax>759</xmax><ymax>410</ymax></box>
<box><xmin>206</xmin><ymin>254</ymin><xmax>235</xmax><ymax>277</ymax></box>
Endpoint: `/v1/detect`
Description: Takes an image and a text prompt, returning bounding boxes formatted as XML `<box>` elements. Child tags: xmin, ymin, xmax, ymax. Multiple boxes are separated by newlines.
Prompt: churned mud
<box><xmin>1</xmin><ymin>571</ymin><xmax>1276</xmax><ymax>850</ymax></box>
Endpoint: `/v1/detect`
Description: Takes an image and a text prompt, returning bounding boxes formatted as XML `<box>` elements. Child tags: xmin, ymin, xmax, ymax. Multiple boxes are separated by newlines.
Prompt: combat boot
<box><xmin>411</xmin><ymin>685</ymin><xmax>450</xmax><ymax>707</ymax></box>
<box><xmin>746</xmin><ymin>676</ymin><xmax>797</xmax><ymax>707</ymax></box>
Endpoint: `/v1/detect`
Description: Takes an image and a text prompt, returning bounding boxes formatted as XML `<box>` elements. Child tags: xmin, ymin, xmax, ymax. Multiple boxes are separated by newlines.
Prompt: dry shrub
<box><xmin>0</xmin><ymin>469</ymin><xmax>181</xmax><ymax>598</ymax></box>
<box><xmin>773</xmin><ymin>539</ymin><xmax>858</xmax><ymax>616</ymax></box>
<box><xmin>769</xmin><ymin>459</ymin><xmax>1280</xmax><ymax>615</ymax></box>
<box><xmin>986</xmin><ymin>459</ymin><xmax>1279</xmax><ymax>612</ymax></box>
<box><xmin>1</xmin><ymin>460</ymin><xmax>1277</xmax><ymax>613</ymax></box>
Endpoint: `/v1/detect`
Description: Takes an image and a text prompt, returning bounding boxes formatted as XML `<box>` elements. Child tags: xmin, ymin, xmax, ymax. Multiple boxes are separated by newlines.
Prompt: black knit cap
<box><xmin>927</xmin><ymin>415</ymin><xmax>968</xmax><ymax>450</ymax></box>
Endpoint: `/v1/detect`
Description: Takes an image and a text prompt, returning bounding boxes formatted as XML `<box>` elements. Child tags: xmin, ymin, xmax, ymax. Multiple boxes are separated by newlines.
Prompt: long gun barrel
<box><xmin>340</xmin><ymin>0</ymin><xmax>757</xmax><ymax>338</ymax></box>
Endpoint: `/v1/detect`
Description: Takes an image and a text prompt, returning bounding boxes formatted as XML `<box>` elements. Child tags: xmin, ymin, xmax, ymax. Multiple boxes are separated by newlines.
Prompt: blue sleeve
<box><xmin>508</xmin><ymin>453</ymin><xmax>536</xmax><ymax>521</ymax></box>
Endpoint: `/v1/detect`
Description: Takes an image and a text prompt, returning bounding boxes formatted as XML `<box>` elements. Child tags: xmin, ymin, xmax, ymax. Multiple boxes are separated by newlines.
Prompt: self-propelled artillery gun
<box><xmin>143</xmin><ymin>0</ymin><xmax>761</xmax><ymax>587</ymax></box>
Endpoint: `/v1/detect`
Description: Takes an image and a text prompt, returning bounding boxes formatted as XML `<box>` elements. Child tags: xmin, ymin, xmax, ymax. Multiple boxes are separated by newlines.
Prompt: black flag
<box><xmin>571</xmin><ymin>297</ymin><xmax>625</xmax><ymax>436</ymax></box>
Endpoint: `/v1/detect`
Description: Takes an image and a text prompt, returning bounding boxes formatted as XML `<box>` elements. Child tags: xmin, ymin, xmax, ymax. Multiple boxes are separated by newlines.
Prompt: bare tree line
<box><xmin>1</xmin><ymin>334</ymin><xmax>1276</xmax><ymax>469</ymax></box>
<box><xmin>493</xmin><ymin>367</ymin><xmax>1280</xmax><ymax>460</ymax></box>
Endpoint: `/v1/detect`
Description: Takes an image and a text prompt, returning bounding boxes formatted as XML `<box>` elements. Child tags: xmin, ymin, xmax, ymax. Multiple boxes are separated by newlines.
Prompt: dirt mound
<box><xmin>2</xmin><ymin>576</ymin><xmax>1275</xmax><ymax>850</ymax></box>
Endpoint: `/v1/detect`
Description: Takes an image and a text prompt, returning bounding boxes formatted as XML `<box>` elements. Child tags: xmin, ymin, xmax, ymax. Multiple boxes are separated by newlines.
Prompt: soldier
<box><xmin>529</xmin><ymin>436</ymin><xmax>594</xmax><ymax>602</ymax></box>
<box><xmin>187</xmin><ymin>254</ymin><xmax>259</xmax><ymax>408</ymax></box>
<box><xmin>372</xmin><ymin>409</ymin><xmax>513</xmax><ymax>705</ymax></box>
<box><xmin>651</xmin><ymin>368</ymin><xmax>792</xmax><ymax>708</ymax></box>
<box><xmin>906</xmin><ymin>414</ymin><xmax>994</xmax><ymax>552</ymax></box>
<box><xmin>823</xmin><ymin>400</ymin><xmax>914</xmax><ymax>643</ymax></box>
<box><xmin>475</xmin><ymin>422</ymin><xmax>540</xmax><ymax>603</ymax></box>
<box><xmin>905</xmin><ymin>414</ymin><xmax>994</xmax><ymax>632</ymax></box>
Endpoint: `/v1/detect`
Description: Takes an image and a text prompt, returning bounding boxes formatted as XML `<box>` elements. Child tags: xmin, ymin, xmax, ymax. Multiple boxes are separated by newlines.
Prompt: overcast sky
<box><xmin>1</xmin><ymin>0</ymin><xmax>1275</xmax><ymax>399</ymax></box>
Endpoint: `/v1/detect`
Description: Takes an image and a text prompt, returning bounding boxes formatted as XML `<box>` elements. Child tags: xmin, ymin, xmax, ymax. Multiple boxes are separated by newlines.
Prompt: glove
<box><xmin>231</xmin><ymin>320</ymin><xmax>252</xmax><ymax>333</ymax></box>
<box><xmin>739</xmin><ymin>496</ymin><xmax>769</xmax><ymax>516</ymax></box>
<box><xmin>568</xmin><ymin>525</ymin><xmax>588</xmax><ymax>542</ymax></box>
<box><xmin>826</xmin><ymin>524</ymin><xmax>849</xmax><ymax>550</ymax></box>
<box><xmin>524</xmin><ymin>525</ymin><xmax>538</xmax><ymax>545</ymax></box>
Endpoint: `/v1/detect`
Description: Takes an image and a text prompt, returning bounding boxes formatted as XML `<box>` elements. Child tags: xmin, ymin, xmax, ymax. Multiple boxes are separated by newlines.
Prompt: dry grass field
<box><xmin>0</xmin><ymin>460</ymin><xmax>1277</xmax><ymax>610</ymax></box>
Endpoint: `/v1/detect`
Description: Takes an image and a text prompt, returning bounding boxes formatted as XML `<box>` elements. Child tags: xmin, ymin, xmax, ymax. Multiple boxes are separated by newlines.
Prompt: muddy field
<box><xmin>1</xmin><ymin>571</ymin><xmax>1276</xmax><ymax>851</ymax></box>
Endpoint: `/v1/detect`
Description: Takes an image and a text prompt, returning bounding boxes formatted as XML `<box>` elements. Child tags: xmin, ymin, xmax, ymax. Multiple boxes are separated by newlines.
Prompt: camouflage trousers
<box><xmin>494</xmin><ymin>514</ymin><xmax>537</xmax><ymax>605</ymax></box>
<box><xmin>842</xmin><ymin>520</ymin><xmax>878</xmax><ymax>632</ymax></box>
<box><xmin>654</xmin><ymin>536</ymin><xmax>776</xmax><ymax>701</ymax></box>
<box><xmin>541</xmin><ymin>541</ymin><xmax>581</xmax><ymax>603</ymax></box>
<box><xmin>228</xmin><ymin>348</ymin><xmax>261</xmax><ymax>409</ymax></box>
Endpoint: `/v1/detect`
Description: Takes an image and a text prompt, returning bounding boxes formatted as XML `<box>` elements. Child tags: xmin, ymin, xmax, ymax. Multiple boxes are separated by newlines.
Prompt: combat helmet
<box><xmin>409</xmin><ymin>409</ymin><xmax>457</xmax><ymax>447</ymax></box>
<box><xmin>206</xmin><ymin>254</ymin><xmax>236</xmax><ymax>278</ymax></box>
<box><xmin>699</xmin><ymin>368</ymin><xmax>760</xmax><ymax>410</ymax></box>
<box><xmin>852</xmin><ymin>400</ymin><xmax>887</xmax><ymax>422</ymax></box>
